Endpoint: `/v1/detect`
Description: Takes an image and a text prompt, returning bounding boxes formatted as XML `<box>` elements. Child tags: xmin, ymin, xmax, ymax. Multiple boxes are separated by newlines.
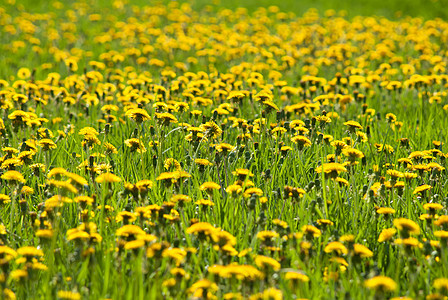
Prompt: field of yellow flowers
<box><xmin>1</xmin><ymin>0</ymin><xmax>448</xmax><ymax>299</ymax></box>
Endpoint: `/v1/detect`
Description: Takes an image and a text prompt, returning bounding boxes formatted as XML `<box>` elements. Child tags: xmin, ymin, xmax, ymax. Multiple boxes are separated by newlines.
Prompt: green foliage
<box><xmin>0</xmin><ymin>0</ymin><xmax>447</xmax><ymax>299</ymax></box>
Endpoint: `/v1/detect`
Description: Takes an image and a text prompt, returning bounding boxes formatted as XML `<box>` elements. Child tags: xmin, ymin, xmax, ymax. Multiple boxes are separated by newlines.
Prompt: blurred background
<box><xmin>12</xmin><ymin>0</ymin><xmax>448</xmax><ymax>19</ymax></box>
<box><xmin>189</xmin><ymin>0</ymin><xmax>446</xmax><ymax>19</ymax></box>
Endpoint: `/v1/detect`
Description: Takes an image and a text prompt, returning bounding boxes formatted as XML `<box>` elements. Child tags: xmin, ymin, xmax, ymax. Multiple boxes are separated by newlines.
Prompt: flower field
<box><xmin>1</xmin><ymin>0</ymin><xmax>448</xmax><ymax>299</ymax></box>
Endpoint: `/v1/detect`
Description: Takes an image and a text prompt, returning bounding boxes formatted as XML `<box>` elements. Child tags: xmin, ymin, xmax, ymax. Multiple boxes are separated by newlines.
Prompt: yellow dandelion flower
<box><xmin>17</xmin><ymin>246</ymin><xmax>44</xmax><ymax>257</ymax></box>
<box><xmin>343</xmin><ymin>120</ymin><xmax>363</xmax><ymax>131</ymax></box>
<box><xmin>186</xmin><ymin>222</ymin><xmax>217</xmax><ymax>236</ymax></box>
<box><xmin>301</xmin><ymin>225</ymin><xmax>322</xmax><ymax>238</ymax></box>
<box><xmin>423</xmin><ymin>203</ymin><xmax>443</xmax><ymax>211</ymax></box>
<box><xmin>10</xmin><ymin>269</ymin><xmax>28</xmax><ymax>280</ymax></box>
<box><xmin>124</xmin><ymin>138</ymin><xmax>146</xmax><ymax>153</ymax></box>
<box><xmin>393</xmin><ymin>218</ymin><xmax>420</xmax><ymax>235</ymax></box>
<box><xmin>434</xmin><ymin>278</ymin><xmax>448</xmax><ymax>291</ymax></box>
<box><xmin>125</xmin><ymin>108</ymin><xmax>151</xmax><ymax>123</ymax></box>
<box><xmin>353</xmin><ymin>244</ymin><xmax>373</xmax><ymax>258</ymax></box>
<box><xmin>413</xmin><ymin>184</ymin><xmax>432</xmax><ymax>195</ymax></box>
<box><xmin>200</xmin><ymin>181</ymin><xmax>221</xmax><ymax>192</ymax></box>
<box><xmin>194</xmin><ymin>158</ymin><xmax>213</xmax><ymax>167</ymax></box>
<box><xmin>56</xmin><ymin>291</ymin><xmax>81</xmax><ymax>300</ymax></box>
<box><xmin>376</xmin><ymin>207</ymin><xmax>396</xmax><ymax>215</ymax></box>
<box><xmin>316</xmin><ymin>163</ymin><xmax>347</xmax><ymax>179</ymax></box>
<box><xmin>116</xmin><ymin>225</ymin><xmax>145</xmax><ymax>237</ymax></box>
<box><xmin>254</xmin><ymin>255</ymin><xmax>281</xmax><ymax>271</ymax></box>
<box><xmin>364</xmin><ymin>276</ymin><xmax>397</xmax><ymax>292</ymax></box>
<box><xmin>1</xmin><ymin>170</ymin><xmax>26</xmax><ymax>183</ymax></box>
<box><xmin>291</xmin><ymin>135</ymin><xmax>312</xmax><ymax>148</ymax></box>
<box><xmin>95</xmin><ymin>173</ymin><xmax>121</xmax><ymax>183</ymax></box>
<box><xmin>243</xmin><ymin>187</ymin><xmax>263</xmax><ymax>198</ymax></box>
<box><xmin>324</xmin><ymin>241</ymin><xmax>348</xmax><ymax>255</ymax></box>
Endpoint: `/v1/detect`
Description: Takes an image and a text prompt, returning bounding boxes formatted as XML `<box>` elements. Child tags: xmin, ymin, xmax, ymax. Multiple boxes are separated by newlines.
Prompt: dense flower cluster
<box><xmin>0</xmin><ymin>0</ymin><xmax>448</xmax><ymax>299</ymax></box>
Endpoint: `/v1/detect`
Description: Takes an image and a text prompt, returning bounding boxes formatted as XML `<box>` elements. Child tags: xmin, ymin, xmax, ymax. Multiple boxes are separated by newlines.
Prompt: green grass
<box><xmin>0</xmin><ymin>0</ymin><xmax>447</xmax><ymax>299</ymax></box>
<box><xmin>14</xmin><ymin>0</ymin><xmax>448</xmax><ymax>19</ymax></box>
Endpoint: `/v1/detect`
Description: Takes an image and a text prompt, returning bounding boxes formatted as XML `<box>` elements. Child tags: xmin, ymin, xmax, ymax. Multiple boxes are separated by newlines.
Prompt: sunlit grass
<box><xmin>0</xmin><ymin>0</ymin><xmax>447</xmax><ymax>299</ymax></box>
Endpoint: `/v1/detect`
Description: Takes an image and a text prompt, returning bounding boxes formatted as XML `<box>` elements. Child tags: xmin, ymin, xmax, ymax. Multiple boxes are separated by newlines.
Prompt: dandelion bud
<box><xmin>362</xmin><ymin>185</ymin><xmax>368</xmax><ymax>194</ymax></box>
<box><xmin>149</xmin><ymin>126</ymin><xmax>155</xmax><ymax>136</ymax></box>
<box><xmin>20</xmin><ymin>138</ymin><xmax>27</xmax><ymax>151</ymax></box>
<box><xmin>304</xmin><ymin>119</ymin><xmax>311</xmax><ymax>128</ymax></box>
<box><xmin>264</xmin><ymin>169</ymin><xmax>271</xmax><ymax>179</ymax></box>
<box><xmin>19</xmin><ymin>200</ymin><xmax>27</xmax><ymax>215</ymax></box>
<box><xmin>29</xmin><ymin>211</ymin><xmax>37</xmax><ymax>223</ymax></box>
<box><xmin>152</xmin><ymin>155</ymin><xmax>157</xmax><ymax>168</ymax></box>
<box><xmin>279</xmin><ymin>157</ymin><xmax>284</xmax><ymax>165</ymax></box>
<box><xmin>257</xmin><ymin>211</ymin><xmax>267</xmax><ymax>226</ymax></box>
<box><xmin>244</xmin><ymin>151</ymin><xmax>251</xmax><ymax>161</ymax></box>
<box><xmin>317</xmin><ymin>134</ymin><xmax>323</xmax><ymax>144</ymax></box>
<box><xmin>276</xmin><ymin>110</ymin><xmax>282</xmax><ymax>121</ymax></box>
<box><xmin>307</xmin><ymin>182</ymin><xmax>315</xmax><ymax>191</ymax></box>
<box><xmin>271</xmin><ymin>190</ymin><xmax>278</xmax><ymax>200</ymax></box>
<box><xmin>238</xmin><ymin>146</ymin><xmax>245</xmax><ymax>155</ymax></box>
<box><xmin>125</xmin><ymin>201</ymin><xmax>132</xmax><ymax>212</ymax></box>
<box><xmin>362</xmin><ymin>104</ymin><xmax>368</xmax><ymax>114</ymax></box>
<box><xmin>248</xmin><ymin>195</ymin><xmax>257</xmax><ymax>209</ymax></box>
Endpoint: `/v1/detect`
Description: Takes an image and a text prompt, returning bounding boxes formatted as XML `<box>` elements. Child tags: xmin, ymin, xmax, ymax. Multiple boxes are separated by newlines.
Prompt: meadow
<box><xmin>0</xmin><ymin>0</ymin><xmax>448</xmax><ymax>299</ymax></box>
